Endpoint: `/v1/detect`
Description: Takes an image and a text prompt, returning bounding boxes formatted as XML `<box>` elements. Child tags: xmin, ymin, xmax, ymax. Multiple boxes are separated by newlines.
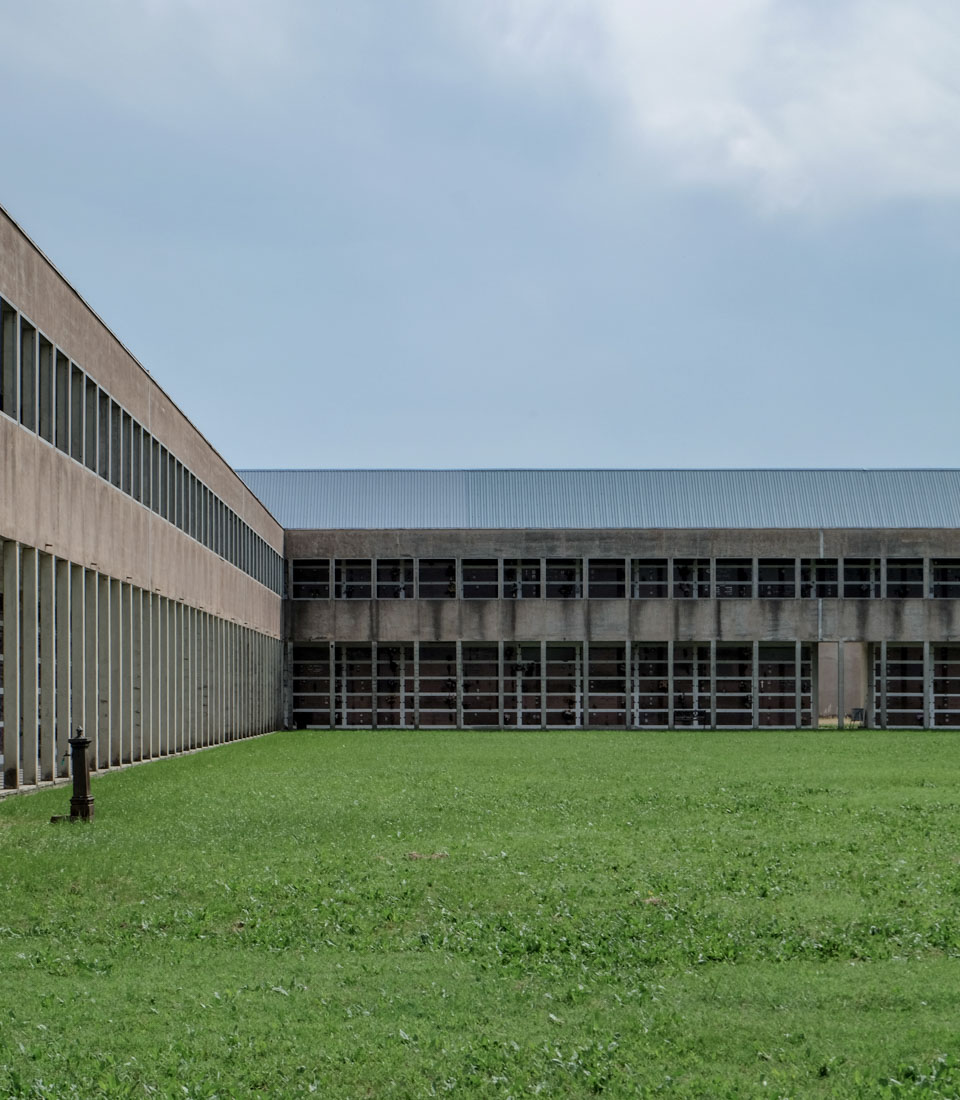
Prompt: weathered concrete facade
<box><xmin>1</xmin><ymin>206</ymin><xmax>284</xmax><ymax>791</ymax></box>
<box><xmin>284</xmin><ymin>527</ymin><xmax>960</xmax><ymax>729</ymax></box>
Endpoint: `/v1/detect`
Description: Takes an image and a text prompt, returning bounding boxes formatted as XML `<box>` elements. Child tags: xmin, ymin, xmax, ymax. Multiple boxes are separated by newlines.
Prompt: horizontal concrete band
<box><xmin>288</xmin><ymin>597</ymin><xmax>960</xmax><ymax>643</ymax></box>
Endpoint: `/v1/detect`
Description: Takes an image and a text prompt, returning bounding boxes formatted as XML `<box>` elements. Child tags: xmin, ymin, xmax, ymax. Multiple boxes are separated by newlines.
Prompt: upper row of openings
<box><xmin>292</xmin><ymin>557</ymin><xmax>959</xmax><ymax>599</ymax></box>
<box><xmin>0</xmin><ymin>298</ymin><xmax>281</xmax><ymax>594</ymax></box>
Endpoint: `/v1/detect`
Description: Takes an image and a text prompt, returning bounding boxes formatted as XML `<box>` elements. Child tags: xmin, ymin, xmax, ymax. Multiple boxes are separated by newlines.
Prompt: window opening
<box><xmin>545</xmin><ymin>643</ymin><xmax>581</xmax><ymax>726</ymax></box>
<box><xmin>545</xmin><ymin>559</ymin><xmax>582</xmax><ymax>599</ymax></box>
<box><xmin>673</xmin><ymin>560</ymin><xmax>710</xmax><ymax>599</ymax></box>
<box><xmin>418</xmin><ymin>559</ymin><xmax>456</xmax><ymax>599</ymax></box>
<box><xmin>462</xmin><ymin>559</ymin><xmax>498</xmax><ymax>599</ymax></box>
<box><xmin>758</xmin><ymin>559</ymin><xmax>794</xmax><ymax>598</ymax></box>
<box><xmin>799</xmin><ymin>559</ymin><xmax>838</xmax><ymax>598</ymax></box>
<box><xmin>588</xmin><ymin>560</ymin><xmax>625</xmax><ymax>599</ymax></box>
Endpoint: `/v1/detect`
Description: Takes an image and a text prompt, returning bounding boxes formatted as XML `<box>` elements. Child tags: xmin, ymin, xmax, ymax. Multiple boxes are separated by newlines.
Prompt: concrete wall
<box><xmin>0</xmin><ymin>205</ymin><xmax>285</xmax><ymax>789</ymax></box>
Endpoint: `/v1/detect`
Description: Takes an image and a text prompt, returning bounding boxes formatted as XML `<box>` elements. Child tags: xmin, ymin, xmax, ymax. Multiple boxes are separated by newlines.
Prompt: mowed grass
<box><xmin>2</xmin><ymin>732</ymin><xmax>960</xmax><ymax>1098</ymax></box>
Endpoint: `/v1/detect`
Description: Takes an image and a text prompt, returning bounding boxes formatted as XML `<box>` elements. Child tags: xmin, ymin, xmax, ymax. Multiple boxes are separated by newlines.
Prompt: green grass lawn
<box><xmin>2</xmin><ymin>730</ymin><xmax>960</xmax><ymax>1098</ymax></box>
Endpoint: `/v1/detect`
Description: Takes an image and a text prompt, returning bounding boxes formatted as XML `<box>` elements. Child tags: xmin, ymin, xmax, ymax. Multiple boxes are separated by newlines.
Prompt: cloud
<box><xmin>456</xmin><ymin>0</ymin><xmax>960</xmax><ymax>211</ymax></box>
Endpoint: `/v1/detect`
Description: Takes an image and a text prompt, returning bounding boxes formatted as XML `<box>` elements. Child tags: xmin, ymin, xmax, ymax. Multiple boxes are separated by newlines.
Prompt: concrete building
<box><xmin>0</xmin><ymin>205</ymin><xmax>284</xmax><ymax>789</ymax></box>
<box><xmin>238</xmin><ymin>469</ymin><xmax>960</xmax><ymax>732</ymax></box>
<box><xmin>2</xmin><ymin>203</ymin><xmax>959</xmax><ymax>791</ymax></box>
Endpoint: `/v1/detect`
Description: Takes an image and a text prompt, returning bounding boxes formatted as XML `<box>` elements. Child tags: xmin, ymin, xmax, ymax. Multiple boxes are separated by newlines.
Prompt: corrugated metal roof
<box><xmin>234</xmin><ymin>469</ymin><xmax>960</xmax><ymax>530</ymax></box>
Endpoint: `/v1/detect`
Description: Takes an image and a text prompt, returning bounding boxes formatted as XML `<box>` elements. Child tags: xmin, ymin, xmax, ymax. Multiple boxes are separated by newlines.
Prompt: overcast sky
<box><xmin>2</xmin><ymin>0</ymin><xmax>959</xmax><ymax>470</ymax></box>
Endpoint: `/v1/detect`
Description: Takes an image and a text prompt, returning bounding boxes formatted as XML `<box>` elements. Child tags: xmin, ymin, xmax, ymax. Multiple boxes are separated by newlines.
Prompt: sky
<box><xmin>1</xmin><ymin>0</ymin><xmax>959</xmax><ymax>470</ymax></box>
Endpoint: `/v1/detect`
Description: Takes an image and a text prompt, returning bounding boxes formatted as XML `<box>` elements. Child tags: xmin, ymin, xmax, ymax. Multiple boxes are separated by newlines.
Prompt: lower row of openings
<box><xmin>292</xmin><ymin>643</ymin><xmax>813</xmax><ymax>728</ymax></box>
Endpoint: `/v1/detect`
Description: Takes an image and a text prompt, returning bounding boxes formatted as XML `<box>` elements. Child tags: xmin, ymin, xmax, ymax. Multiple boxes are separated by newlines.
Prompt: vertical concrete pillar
<box><xmin>20</xmin><ymin>547</ymin><xmax>39</xmax><ymax>786</ymax></box>
<box><xmin>497</xmin><ymin>640</ymin><xmax>504</xmax><ymax>729</ymax></box>
<box><xmin>69</xmin><ymin>564</ymin><xmax>85</xmax><ymax>768</ymax></box>
<box><xmin>582</xmin><ymin>640</ymin><xmax>591</xmax><ymax>729</ymax></box>
<box><xmin>120</xmin><ymin>581</ymin><xmax>132</xmax><ymax>764</ymax></box>
<box><xmin>837</xmin><ymin>640</ymin><xmax>845</xmax><ymax>730</ymax></box>
<box><xmin>540</xmin><ymin>639</ymin><xmax>548</xmax><ymax>730</ymax></box>
<box><xmin>38</xmin><ymin>552</ymin><xmax>55</xmax><ymax>782</ymax></box>
<box><xmin>709</xmin><ymin>639</ymin><xmax>717</xmax><ymax>730</ymax></box>
<box><xmin>880</xmin><ymin>559</ymin><xmax>887</xmax><ymax>599</ymax></box>
<box><xmin>810</xmin><ymin>642</ymin><xmax>819</xmax><ymax>729</ymax></box>
<box><xmin>751</xmin><ymin>557</ymin><xmax>758</xmax><ymax>600</ymax></box>
<box><xmin>159</xmin><ymin>597</ymin><xmax>169</xmax><ymax>754</ymax></box>
<box><xmin>371</xmin><ymin>639</ymin><xmax>378</xmax><ymax>729</ymax></box>
<box><xmin>327</xmin><ymin>639</ymin><xmax>335</xmax><ymax>729</ymax></box>
<box><xmin>752</xmin><ymin>640</ymin><xmax>760</xmax><ymax>730</ymax></box>
<box><xmin>144</xmin><ymin>590</ymin><xmax>155</xmax><ymax>759</ymax></box>
<box><xmin>175</xmin><ymin>603</ymin><xmax>184</xmax><ymax>752</ymax></box>
<box><xmin>923</xmin><ymin>557</ymin><xmax>931</xmax><ymax>599</ymax></box>
<box><xmin>55</xmin><ymin>558</ymin><xmax>71</xmax><ymax>778</ymax></box>
<box><xmin>794</xmin><ymin>558</ymin><xmax>801</xmax><ymax>600</ymax></box>
<box><xmin>413</xmin><ymin>641</ymin><xmax>421</xmax><ymax>729</ymax></box>
<box><xmin>84</xmin><ymin>571</ymin><xmax>99</xmax><ymax>769</ymax></box>
<box><xmin>109</xmin><ymin>578</ymin><xmax>122</xmax><ymax>766</ymax></box>
<box><xmin>189</xmin><ymin>606</ymin><xmax>197</xmax><ymax>747</ymax></box>
<box><xmin>795</xmin><ymin>640</ymin><xmax>803</xmax><ymax>729</ymax></box>
<box><xmin>866</xmin><ymin>642</ymin><xmax>876</xmax><ymax>729</ymax></box>
<box><xmin>132</xmin><ymin>586</ymin><xmax>143</xmax><ymax>761</ymax></box>
<box><xmin>454</xmin><ymin>640</ymin><xmax>462</xmax><ymax>729</ymax></box>
<box><xmin>667</xmin><ymin>639</ymin><xmax>674</xmax><ymax>730</ymax></box>
<box><xmin>97</xmin><ymin>573</ymin><xmax>111</xmax><ymax>768</ymax></box>
<box><xmin>2</xmin><ymin>542</ymin><xmax>21</xmax><ymax>788</ymax></box>
<box><xmin>200</xmin><ymin>611</ymin><xmax>206</xmax><ymax>742</ymax></box>
<box><xmin>624</xmin><ymin>639</ymin><xmax>632</xmax><ymax>729</ymax></box>
<box><xmin>923</xmin><ymin>640</ymin><xmax>932</xmax><ymax>729</ymax></box>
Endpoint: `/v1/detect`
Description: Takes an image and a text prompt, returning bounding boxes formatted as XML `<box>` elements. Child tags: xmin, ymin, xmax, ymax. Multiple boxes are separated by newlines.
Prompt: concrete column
<box><xmin>709</xmin><ymin>639</ymin><xmax>717</xmax><ymax>729</ymax></box>
<box><xmin>120</xmin><ymin>581</ymin><xmax>133</xmax><ymax>764</ymax></box>
<box><xmin>2</xmin><ymin>542</ymin><xmax>21</xmax><ymax>787</ymax></box>
<box><xmin>837</xmin><ymin>640</ymin><xmax>845</xmax><ymax>730</ymax></box>
<box><xmin>370</xmin><ymin>639</ymin><xmax>378</xmax><ymax>729</ymax></box>
<box><xmin>202</xmin><ymin>613</ymin><xmax>210</xmax><ymax>745</ymax></box>
<box><xmin>110</xmin><ymin>578</ymin><xmax>122</xmax><ymax>766</ymax></box>
<box><xmin>97</xmin><ymin>573</ymin><xmax>111</xmax><ymax>768</ymax></box>
<box><xmin>880</xmin><ymin>558</ymin><xmax>888</xmax><ymax>599</ymax></box>
<box><xmin>794</xmin><ymin>558</ymin><xmax>801</xmax><ymax>600</ymax></box>
<box><xmin>84</xmin><ymin>571</ymin><xmax>98</xmax><ymax>769</ymax></box>
<box><xmin>154</xmin><ymin>597</ymin><xmax>163</xmax><ymax>754</ymax></box>
<box><xmin>132</xmin><ymin>586</ymin><xmax>143</xmax><ymax>761</ymax></box>
<box><xmin>55</xmin><ymin>558</ymin><xmax>71</xmax><ymax>778</ymax></box>
<box><xmin>751</xmin><ymin>557</ymin><xmax>758</xmax><ymax>600</ymax></box>
<box><xmin>810</xmin><ymin>643</ymin><xmax>819</xmax><ymax>729</ymax></box>
<box><xmin>20</xmin><ymin>547</ymin><xmax>39</xmax><ymax>786</ymax></box>
<box><xmin>189</xmin><ymin>606</ymin><xmax>197</xmax><ymax>745</ymax></box>
<box><xmin>497</xmin><ymin>640</ymin><xmax>504</xmax><ymax>729</ymax></box>
<box><xmin>175</xmin><ymin>603</ymin><xmax>184</xmax><ymax>752</ymax></box>
<box><xmin>795</xmin><ymin>640</ymin><xmax>803</xmax><ymax>729</ymax></box>
<box><xmin>454</xmin><ymin>640</ymin><xmax>463</xmax><ymax>729</ymax></box>
<box><xmin>69</xmin><ymin>564</ymin><xmax>85</xmax><ymax>767</ymax></box>
<box><xmin>212</xmin><ymin>616</ymin><xmax>221</xmax><ymax>743</ymax></box>
<box><xmin>624</xmin><ymin>639</ymin><xmax>632</xmax><ymax>729</ymax></box>
<box><xmin>143</xmin><ymin>590</ymin><xmax>154</xmax><ymax>759</ymax></box>
<box><xmin>924</xmin><ymin>640</ymin><xmax>932</xmax><ymax>728</ymax></box>
<box><xmin>413</xmin><ymin>641</ymin><xmax>421</xmax><ymax>729</ymax></box>
<box><xmin>752</xmin><ymin>640</ymin><xmax>760</xmax><ymax>730</ymax></box>
<box><xmin>583</xmin><ymin>640</ymin><xmax>590</xmax><ymax>728</ymax></box>
<box><xmin>866</xmin><ymin>642</ymin><xmax>876</xmax><ymax>728</ymax></box>
<box><xmin>538</xmin><ymin>640</ymin><xmax>546</xmax><ymax>730</ymax></box>
<box><xmin>923</xmin><ymin>557</ymin><xmax>931</xmax><ymax>599</ymax></box>
<box><xmin>667</xmin><ymin>639</ymin><xmax>674</xmax><ymax>729</ymax></box>
<box><xmin>159</xmin><ymin>597</ymin><xmax>169</xmax><ymax>754</ymax></box>
<box><xmin>38</xmin><ymin>552</ymin><xmax>55</xmax><ymax>782</ymax></box>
